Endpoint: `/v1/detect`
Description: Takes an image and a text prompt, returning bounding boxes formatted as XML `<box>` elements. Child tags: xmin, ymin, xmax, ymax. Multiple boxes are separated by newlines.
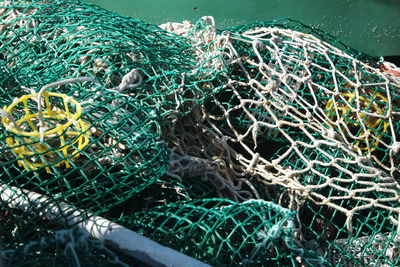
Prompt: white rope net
<box><xmin>162</xmin><ymin>17</ymin><xmax>400</xmax><ymax>265</ymax></box>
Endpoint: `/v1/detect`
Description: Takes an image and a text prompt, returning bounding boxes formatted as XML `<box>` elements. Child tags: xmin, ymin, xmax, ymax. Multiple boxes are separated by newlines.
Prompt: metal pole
<box><xmin>0</xmin><ymin>184</ymin><xmax>210</xmax><ymax>267</ymax></box>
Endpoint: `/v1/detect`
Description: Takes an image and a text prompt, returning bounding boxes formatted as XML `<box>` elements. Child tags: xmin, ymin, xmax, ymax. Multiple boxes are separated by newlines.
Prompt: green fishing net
<box><xmin>1</xmin><ymin>0</ymin><xmax>400</xmax><ymax>266</ymax></box>
<box><xmin>0</xmin><ymin>0</ymin><xmax>179</xmax><ymax>218</ymax></box>
<box><xmin>0</xmin><ymin>79</ymin><xmax>168</xmax><ymax>213</ymax></box>
<box><xmin>0</xmin><ymin>0</ymin><xmax>224</xmax><ymax>117</ymax></box>
<box><xmin>0</xmin><ymin>225</ymin><xmax>129</xmax><ymax>267</ymax></box>
<box><xmin>118</xmin><ymin>198</ymin><xmax>326</xmax><ymax>266</ymax></box>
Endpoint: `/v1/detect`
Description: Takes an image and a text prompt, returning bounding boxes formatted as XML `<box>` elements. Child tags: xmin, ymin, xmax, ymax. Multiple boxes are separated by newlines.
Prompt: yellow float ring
<box><xmin>325</xmin><ymin>91</ymin><xmax>389</xmax><ymax>153</ymax></box>
<box><xmin>1</xmin><ymin>92</ymin><xmax>91</xmax><ymax>173</ymax></box>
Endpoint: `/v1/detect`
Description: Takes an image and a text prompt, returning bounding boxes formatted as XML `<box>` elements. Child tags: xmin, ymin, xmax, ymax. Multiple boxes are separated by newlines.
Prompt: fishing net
<box><xmin>1</xmin><ymin>0</ymin><xmax>400</xmax><ymax>266</ymax></box>
<box><xmin>0</xmin><ymin>224</ymin><xmax>129</xmax><ymax>267</ymax></box>
<box><xmin>160</xmin><ymin>17</ymin><xmax>400</xmax><ymax>266</ymax></box>
<box><xmin>0</xmin><ymin>0</ymin><xmax>185</xmax><ymax>218</ymax></box>
<box><xmin>0</xmin><ymin>78</ymin><xmax>168</xmax><ymax>215</ymax></box>
<box><xmin>118</xmin><ymin>198</ymin><xmax>326</xmax><ymax>266</ymax></box>
<box><xmin>0</xmin><ymin>1</ymin><xmax>172</xmax><ymax>263</ymax></box>
<box><xmin>0</xmin><ymin>0</ymin><xmax>223</xmax><ymax>116</ymax></box>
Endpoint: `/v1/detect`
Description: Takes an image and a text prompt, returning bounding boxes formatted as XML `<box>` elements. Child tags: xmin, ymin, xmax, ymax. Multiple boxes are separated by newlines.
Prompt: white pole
<box><xmin>0</xmin><ymin>184</ymin><xmax>210</xmax><ymax>267</ymax></box>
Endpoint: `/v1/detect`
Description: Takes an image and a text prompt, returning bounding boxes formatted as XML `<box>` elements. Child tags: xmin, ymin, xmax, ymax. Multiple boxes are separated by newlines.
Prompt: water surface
<box><xmin>86</xmin><ymin>0</ymin><xmax>400</xmax><ymax>57</ymax></box>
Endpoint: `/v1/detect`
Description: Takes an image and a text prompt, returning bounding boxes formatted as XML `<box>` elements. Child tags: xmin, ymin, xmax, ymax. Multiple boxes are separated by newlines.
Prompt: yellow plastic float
<box><xmin>325</xmin><ymin>90</ymin><xmax>389</xmax><ymax>153</ymax></box>
<box><xmin>1</xmin><ymin>79</ymin><xmax>93</xmax><ymax>173</ymax></box>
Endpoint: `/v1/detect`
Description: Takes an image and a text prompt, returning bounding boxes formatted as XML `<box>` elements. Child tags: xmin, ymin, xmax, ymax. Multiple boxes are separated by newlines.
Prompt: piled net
<box><xmin>0</xmin><ymin>222</ymin><xmax>128</xmax><ymax>267</ymax></box>
<box><xmin>119</xmin><ymin>199</ymin><xmax>325</xmax><ymax>266</ymax></box>
<box><xmin>158</xmin><ymin>17</ymin><xmax>400</xmax><ymax>266</ymax></box>
<box><xmin>1</xmin><ymin>0</ymin><xmax>400</xmax><ymax>266</ymax></box>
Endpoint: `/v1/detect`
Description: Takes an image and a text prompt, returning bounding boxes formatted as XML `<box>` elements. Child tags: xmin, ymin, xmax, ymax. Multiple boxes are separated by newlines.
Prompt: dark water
<box><xmin>86</xmin><ymin>0</ymin><xmax>400</xmax><ymax>57</ymax></box>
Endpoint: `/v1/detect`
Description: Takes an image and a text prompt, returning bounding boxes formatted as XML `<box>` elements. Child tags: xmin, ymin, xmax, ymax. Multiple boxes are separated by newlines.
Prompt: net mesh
<box><xmin>1</xmin><ymin>0</ymin><xmax>400</xmax><ymax>266</ymax></box>
<box><xmin>1</xmin><ymin>225</ymin><xmax>128</xmax><ymax>267</ymax></box>
<box><xmin>161</xmin><ymin>17</ymin><xmax>400</xmax><ymax>266</ymax></box>
<box><xmin>118</xmin><ymin>198</ymin><xmax>326</xmax><ymax>266</ymax></box>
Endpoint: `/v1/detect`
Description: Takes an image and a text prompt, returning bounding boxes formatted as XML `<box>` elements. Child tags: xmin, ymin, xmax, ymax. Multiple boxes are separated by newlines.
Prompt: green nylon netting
<box><xmin>0</xmin><ymin>0</ymin><xmax>177</xmax><ymax>218</ymax></box>
<box><xmin>0</xmin><ymin>0</ymin><xmax>224</xmax><ymax>117</ymax></box>
<box><xmin>1</xmin><ymin>0</ymin><xmax>400</xmax><ymax>266</ymax></box>
<box><xmin>0</xmin><ymin>226</ymin><xmax>128</xmax><ymax>267</ymax></box>
<box><xmin>118</xmin><ymin>198</ymin><xmax>326</xmax><ymax>266</ymax></box>
<box><xmin>0</xmin><ymin>79</ymin><xmax>168</xmax><ymax>214</ymax></box>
